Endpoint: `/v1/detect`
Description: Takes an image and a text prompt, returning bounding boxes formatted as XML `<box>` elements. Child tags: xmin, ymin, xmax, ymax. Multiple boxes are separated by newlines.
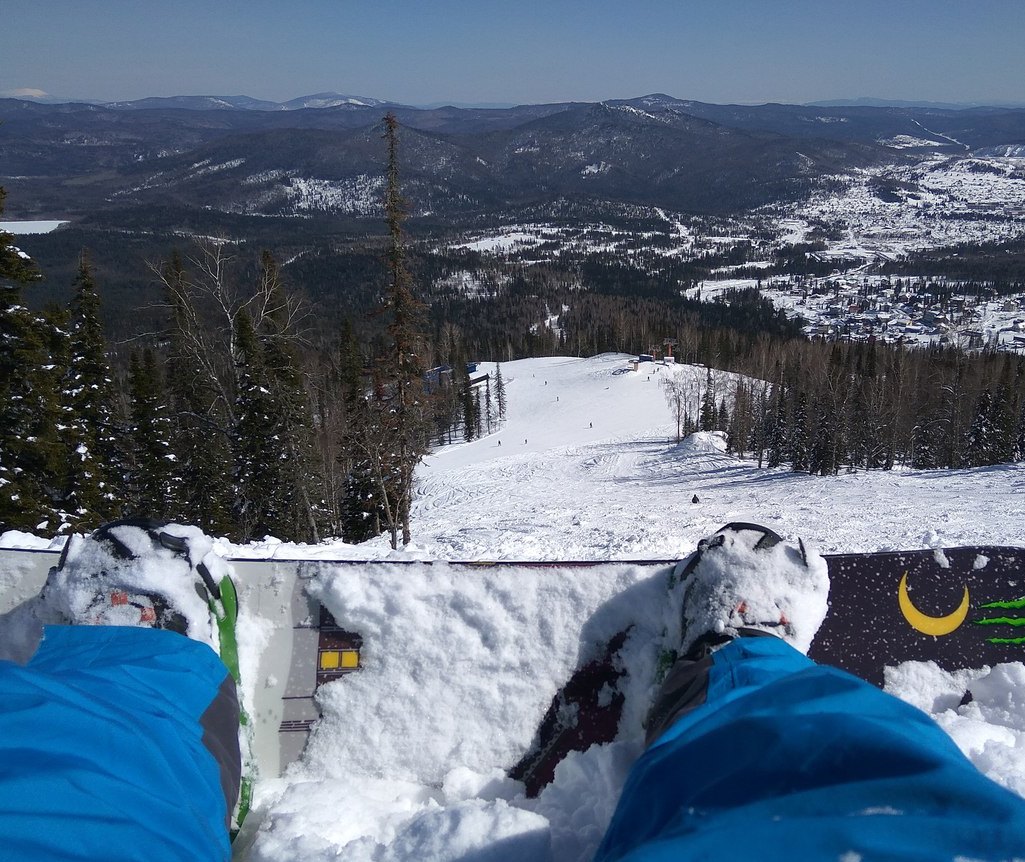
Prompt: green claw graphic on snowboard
<box><xmin>976</xmin><ymin>596</ymin><xmax>1025</xmax><ymax>645</ymax></box>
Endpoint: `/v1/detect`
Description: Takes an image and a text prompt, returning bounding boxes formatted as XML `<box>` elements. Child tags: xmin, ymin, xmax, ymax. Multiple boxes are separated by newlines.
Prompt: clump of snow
<box><xmin>954</xmin><ymin>664</ymin><xmax>1025</xmax><ymax>797</ymax></box>
<box><xmin>533</xmin><ymin>742</ymin><xmax>641</xmax><ymax>862</ymax></box>
<box><xmin>889</xmin><ymin>661</ymin><xmax>1025</xmax><ymax>800</ymax></box>
<box><xmin>974</xmin><ymin>554</ymin><xmax>990</xmax><ymax>570</ymax></box>
<box><xmin>244</xmin><ymin>775</ymin><xmax>551</xmax><ymax>862</ymax></box>
<box><xmin>884</xmin><ymin>660</ymin><xmax>978</xmax><ymax>715</ymax></box>
<box><xmin>0</xmin><ymin>531</ymin><xmax>60</xmax><ymax>550</ymax></box>
<box><xmin>677</xmin><ymin>430</ymin><xmax>728</xmax><ymax>454</ymax></box>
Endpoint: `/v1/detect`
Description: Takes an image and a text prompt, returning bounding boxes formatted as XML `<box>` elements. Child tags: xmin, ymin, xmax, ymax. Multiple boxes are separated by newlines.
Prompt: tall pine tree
<box><xmin>126</xmin><ymin>348</ymin><xmax>176</xmax><ymax>518</ymax></box>
<box><xmin>0</xmin><ymin>189</ymin><xmax>65</xmax><ymax>532</ymax></box>
<box><xmin>254</xmin><ymin>251</ymin><xmax>326</xmax><ymax>543</ymax></box>
<box><xmin>62</xmin><ymin>252</ymin><xmax>122</xmax><ymax>529</ymax></box>
<box><xmin>232</xmin><ymin>309</ymin><xmax>280</xmax><ymax>540</ymax></box>
<box><xmin>368</xmin><ymin>114</ymin><xmax>433</xmax><ymax>547</ymax></box>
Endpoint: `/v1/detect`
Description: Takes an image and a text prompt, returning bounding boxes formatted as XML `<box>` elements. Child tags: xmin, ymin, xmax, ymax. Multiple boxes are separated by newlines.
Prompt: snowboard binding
<box><xmin>666</xmin><ymin>522</ymin><xmax>828</xmax><ymax>663</ymax></box>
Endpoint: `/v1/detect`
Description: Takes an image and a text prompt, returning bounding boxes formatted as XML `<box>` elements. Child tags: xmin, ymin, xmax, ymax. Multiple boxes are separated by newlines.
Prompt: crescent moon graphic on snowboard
<box><xmin>898</xmin><ymin>572</ymin><xmax>970</xmax><ymax>636</ymax></box>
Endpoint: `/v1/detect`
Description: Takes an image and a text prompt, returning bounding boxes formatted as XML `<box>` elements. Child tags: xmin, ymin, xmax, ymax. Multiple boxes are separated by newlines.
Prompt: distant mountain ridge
<box><xmin>2</xmin><ymin>91</ymin><xmax>1025</xmax><ymax>227</ymax></box>
<box><xmin>807</xmin><ymin>97</ymin><xmax>1025</xmax><ymax>111</ymax></box>
<box><xmin>9</xmin><ymin>89</ymin><xmax>1024</xmax><ymax>113</ymax></box>
<box><xmin>103</xmin><ymin>91</ymin><xmax>396</xmax><ymax>111</ymax></box>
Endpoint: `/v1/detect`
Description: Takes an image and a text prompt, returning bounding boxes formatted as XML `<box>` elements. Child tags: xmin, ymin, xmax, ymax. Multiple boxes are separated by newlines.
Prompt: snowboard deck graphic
<box><xmin>810</xmin><ymin>546</ymin><xmax>1025</xmax><ymax>686</ymax></box>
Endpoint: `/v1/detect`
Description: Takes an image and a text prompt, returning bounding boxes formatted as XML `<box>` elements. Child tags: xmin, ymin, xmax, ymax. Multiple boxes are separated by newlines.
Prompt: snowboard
<box><xmin>510</xmin><ymin>544</ymin><xmax>1025</xmax><ymax>796</ymax></box>
<box><xmin>9</xmin><ymin>544</ymin><xmax>1024</xmax><ymax>794</ymax></box>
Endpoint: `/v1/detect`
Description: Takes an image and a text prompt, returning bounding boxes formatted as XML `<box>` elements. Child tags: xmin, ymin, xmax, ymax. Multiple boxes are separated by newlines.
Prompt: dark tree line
<box><xmin>685</xmin><ymin>339</ymin><xmax>1025</xmax><ymax>474</ymax></box>
<box><xmin>880</xmin><ymin>236</ymin><xmax>1025</xmax><ymax>293</ymax></box>
<box><xmin>1</xmin><ymin>235</ymin><xmax>509</xmax><ymax>544</ymax></box>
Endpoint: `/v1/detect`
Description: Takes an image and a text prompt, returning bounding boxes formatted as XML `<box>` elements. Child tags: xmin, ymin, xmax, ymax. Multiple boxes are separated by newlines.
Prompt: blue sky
<box><xmin>4</xmin><ymin>0</ymin><xmax>1024</xmax><ymax>106</ymax></box>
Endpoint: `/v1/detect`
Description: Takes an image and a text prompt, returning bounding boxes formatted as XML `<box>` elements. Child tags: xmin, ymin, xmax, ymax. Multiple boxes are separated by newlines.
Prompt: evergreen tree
<box><xmin>990</xmin><ymin>365</ymin><xmax>1017</xmax><ymax>464</ymax></box>
<box><xmin>745</xmin><ymin>384</ymin><xmax>767</xmax><ymax>467</ymax></box>
<box><xmin>1014</xmin><ymin>398</ymin><xmax>1025</xmax><ymax>462</ymax></box>
<box><xmin>766</xmin><ymin>384</ymin><xmax>788</xmax><ymax>469</ymax></box>
<box><xmin>255</xmin><ymin>251</ymin><xmax>327</xmax><ymax>543</ymax></box>
<box><xmin>484</xmin><ymin>375</ymin><xmax>494</xmax><ymax>435</ymax></box>
<box><xmin>126</xmin><ymin>349</ymin><xmax>175</xmax><ymax>518</ymax></box>
<box><xmin>337</xmin><ymin>317</ymin><xmax>364</xmax><ymax>403</ymax></box>
<box><xmin>789</xmin><ymin>390</ymin><xmax>809</xmax><ymax>472</ymax></box>
<box><xmin>727</xmin><ymin>381</ymin><xmax>752</xmax><ymax>458</ymax></box>
<box><xmin>0</xmin><ymin>203</ymin><xmax>66</xmax><ymax>532</ymax></box>
<box><xmin>232</xmin><ymin>309</ymin><xmax>280</xmax><ymax>540</ymax></box>
<box><xmin>62</xmin><ymin>252</ymin><xmax>122</xmax><ymax>529</ymax></box>
<box><xmin>717</xmin><ymin>396</ymin><xmax>730</xmax><ymax>433</ymax></box>
<box><xmin>809</xmin><ymin>404</ymin><xmax>837</xmax><ymax>476</ymax></box>
<box><xmin>369</xmin><ymin>113</ymin><xmax>433</xmax><ymax>547</ymax></box>
<box><xmin>494</xmin><ymin>363</ymin><xmax>507</xmax><ymax>421</ymax></box>
<box><xmin>699</xmin><ymin>369</ymin><xmax>717</xmax><ymax>432</ymax></box>
<box><xmin>964</xmin><ymin>388</ymin><xmax>998</xmax><ymax>467</ymax></box>
<box><xmin>338</xmin><ymin>456</ymin><xmax>385</xmax><ymax>543</ymax></box>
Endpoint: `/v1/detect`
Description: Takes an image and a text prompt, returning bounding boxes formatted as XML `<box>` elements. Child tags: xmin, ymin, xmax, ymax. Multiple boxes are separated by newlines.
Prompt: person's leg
<box><xmin>596</xmin><ymin>628</ymin><xmax>1025</xmax><ymax>862</ymax></box>
<box><xmin>0</xmin><ymin>520</ymin><xmax>242</xmax><ymax>861</ymax></box>
<box><xmin>0</xmin><ymin>625</ymin><xmax>238</xmax><ymax>862</ymax></box>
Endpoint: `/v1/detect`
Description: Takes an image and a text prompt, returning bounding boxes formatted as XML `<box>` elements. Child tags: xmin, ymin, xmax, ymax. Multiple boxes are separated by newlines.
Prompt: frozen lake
<box><xmin>0</xmin><ymin>220</ymin><xmax>69</xmax><ymax>234</ymax></box>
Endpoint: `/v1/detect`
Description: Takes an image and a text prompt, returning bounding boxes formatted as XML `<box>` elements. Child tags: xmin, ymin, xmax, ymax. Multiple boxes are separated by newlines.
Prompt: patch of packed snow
<box><xmin>877</xmin><ymin>135</ymin><xmax>945</xmax><ymax>149</ymax></box>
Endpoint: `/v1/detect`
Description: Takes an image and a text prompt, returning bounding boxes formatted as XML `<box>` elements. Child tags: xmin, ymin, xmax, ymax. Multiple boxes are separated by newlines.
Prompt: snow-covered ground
<box><xmin>694</xmin><ymin>275</ymin><xmax>1025</xmax><ymax>351</ymax></box>
<box><xmin>784</xmin><ymin>155</ymin><xmax>1025</xmax><ymax>259</ymax></box>
<box><xmin>4</xmin><ymin>354</ymin><xmax>1025</xmax><ymax>861</ymax></box>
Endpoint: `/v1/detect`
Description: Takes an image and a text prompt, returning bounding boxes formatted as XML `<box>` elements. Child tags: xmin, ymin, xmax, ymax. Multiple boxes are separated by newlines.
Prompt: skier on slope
<box><xmin>3</xmin><ymin>521</ymin><xmax>1025</xmax><ymax>860</ymax></box>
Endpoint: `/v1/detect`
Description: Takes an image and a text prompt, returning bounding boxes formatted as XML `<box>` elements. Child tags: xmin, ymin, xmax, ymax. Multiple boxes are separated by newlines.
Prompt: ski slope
<box><xmin>398</xmin><ymin>354</ymin><xmax>1023</xmax><ymax>562</ymax></box>
<box><xmin>4</xmin><ymin>354</ymin><xmax>1025</xmax><ymax>861</ymax></box>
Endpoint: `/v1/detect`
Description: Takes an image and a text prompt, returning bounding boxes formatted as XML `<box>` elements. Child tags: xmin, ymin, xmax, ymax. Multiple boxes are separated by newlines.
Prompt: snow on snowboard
<box><xmin>236</xmin><ymin>542</ymin><xmax>1025</xmax><ymax>794</ymax></box>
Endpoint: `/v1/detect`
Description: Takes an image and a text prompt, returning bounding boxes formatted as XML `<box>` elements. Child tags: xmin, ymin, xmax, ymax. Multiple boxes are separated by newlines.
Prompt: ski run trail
<box><xmin>5</xmin><ymin>353</ymin><xmax>1025</xmax><ymax>861</ymax></box>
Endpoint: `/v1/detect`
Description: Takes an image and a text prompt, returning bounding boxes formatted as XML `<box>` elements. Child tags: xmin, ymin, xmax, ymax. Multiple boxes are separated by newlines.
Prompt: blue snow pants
<box><xmin>595</xmin><ymin>637</ymin><xmax>1025</xmax><ymax>861</ymax></box>
<box><xmin>0</xmin><ymin>625</ymin><xmax>238</xmax><ymax>862</ymax></box>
